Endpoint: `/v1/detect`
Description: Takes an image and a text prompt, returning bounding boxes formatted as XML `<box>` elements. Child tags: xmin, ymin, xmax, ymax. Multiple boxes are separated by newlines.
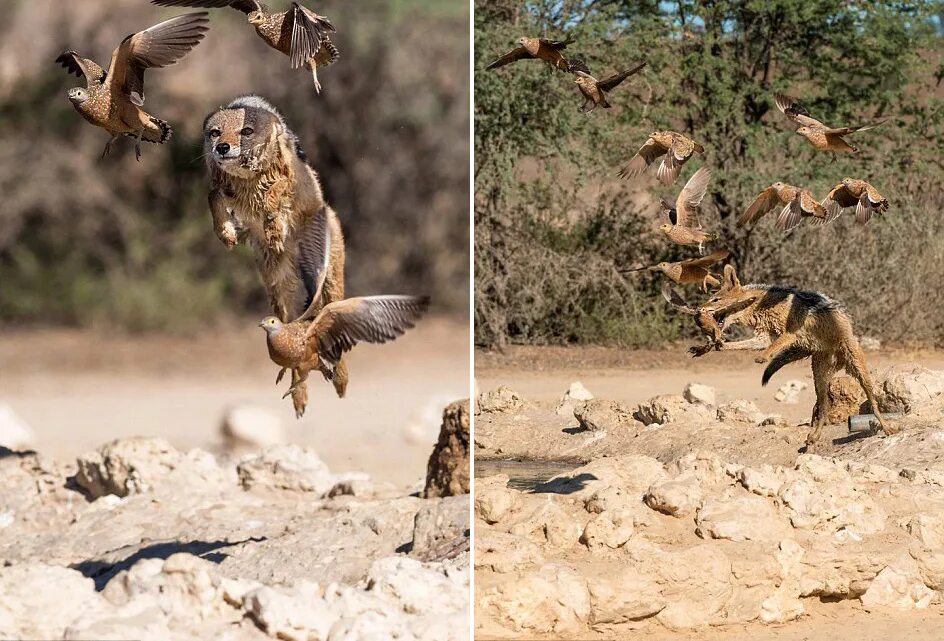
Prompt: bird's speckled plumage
<box><xmin>57</xmin><ymin>12</ymin><xmax>209</xmax><ymax>158</ymax></box>
<box><xmin>625</xmin><ymin>249</ymin><xmax>730</xmax><ymax>292</ymax></box>
<box><xmin>775</xmin><ymin>93</ymin><xmax>884</xmax><ymax>154</ymax></box>
<box><xmin>485</xmin><ymin>36</ymin><xmax>574</xmax><ymax>72</ymax></box>
<box><xmin>659</xmin><ymin>166</ymin><xmax>717</xmax><ymax>250</ymax></box>
<box><xmin>618</xmin><ymin>131</ymin><xmax>704</xmax><ymax>186</ymax></box>
<box><xmin>818</xmin><ymin>178</ymin><xmax>889</xmax><ymax>225</ymax></box>
<box><xmin>739</xmin><ymin>182</ymin><xmax>827</xmax><ymax>231</ymax></box>
<box><xmin>569</xmin><ymin>59</ymin><xmax>646</xmax><ymax>113</ymax></box>
<box><xmin>151</xmin><ymin>0</ymin><xmax>338</xmax><ymax>92</ymax></box>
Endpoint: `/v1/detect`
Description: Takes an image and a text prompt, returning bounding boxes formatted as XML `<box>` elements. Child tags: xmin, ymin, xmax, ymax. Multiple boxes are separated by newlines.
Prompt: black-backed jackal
<box><xmin>666</xmin><ymin>266</ymin><xmax>894</xmax><ymax>447</ymax></box>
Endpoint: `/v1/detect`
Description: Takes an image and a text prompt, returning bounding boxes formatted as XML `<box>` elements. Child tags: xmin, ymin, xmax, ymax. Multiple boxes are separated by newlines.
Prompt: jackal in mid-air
<box><xmin>664</xmin><ymin>265</ymin><xmax>894</xmax><ymax>447</ymax></box>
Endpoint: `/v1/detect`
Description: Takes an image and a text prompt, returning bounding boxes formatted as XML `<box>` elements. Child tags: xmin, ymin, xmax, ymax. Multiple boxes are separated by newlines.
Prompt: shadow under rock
<box><xmin>0</xmin><ymin>446</ymin><xmax>37</xmax><ymax>459</ymax></box>
<box><xmin>531</xmin><ymin>473</ymin><xmax>598</xmax><ymax>495</ymax></box>
<box><xmin>71</xmin><ymin>537</ymin><xmax>267</xmax><ymax>590</ymax></box>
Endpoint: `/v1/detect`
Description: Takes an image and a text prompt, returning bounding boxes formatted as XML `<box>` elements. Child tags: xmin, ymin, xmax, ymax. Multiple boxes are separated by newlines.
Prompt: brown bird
<box><xmin>258</xmin><ymin>208</ymin><xmax>430</xmax><ymax>416</ymax></box>
<box><xmin>659</xmin><ymin>166</ymin><xmax>717</xmax><ymax>252</ymax></box>
<box><xmin>622</xmin><ymin>249</ymin><xmax>731</xmax><ymax>292</ymax></box>
<box><xmin>151</xmin><ymin>0</ymin><xmax>338</xmax><ymax>92</ymax></box>
<box><xmin>739</xmin><ymin>182</ymin><xmax>827</xmax><ymax>231</ymax></box>
<box><xmin>485</xmin><ymin>36</ymin><xmax>574</xmax><ymax>72</ymax></box>
<box><xmin>775</xmin><ymin>93</ymin><xmax>884</xmax><ymax>155</ymax></box>
<box><xmin>568</xmin><ymin>59</ymin><xmax>646</xmax><ymax>113</ymax></box>
<box><xmin>618</xmin><ymin>131</ymin><xmax>705</xmax><ymax>185</ymax></box>
<box><xmin>57</xmin><ymin>12</ymin><xmax>209</xmax><ymax>159</ymax></box>
<box><xmin>818</xmin><ymin>178</ymin><xmax>890</xmax><ymax>225</ymax></box>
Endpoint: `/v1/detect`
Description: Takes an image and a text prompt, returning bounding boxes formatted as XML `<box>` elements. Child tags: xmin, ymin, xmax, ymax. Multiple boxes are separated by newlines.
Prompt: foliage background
<box><xmin>0</xmin><ymin>0</ymin><xmax>469</xmax><ymax>332</ymax></box>
<box><xmin>475</xmin><ymin>0</ymin><xmax>944</xmax><ymax>349</ymax></box>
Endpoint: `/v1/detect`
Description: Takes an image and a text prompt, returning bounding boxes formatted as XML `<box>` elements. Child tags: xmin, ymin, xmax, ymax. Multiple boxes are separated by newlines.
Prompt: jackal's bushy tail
<box><xmin>762</xmin><ymin>345</ymin><xmax>812</xmax><ymax>386</ymax></box>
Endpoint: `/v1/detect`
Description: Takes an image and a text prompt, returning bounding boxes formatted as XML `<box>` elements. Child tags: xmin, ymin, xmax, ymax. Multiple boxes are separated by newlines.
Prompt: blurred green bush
<box><xmin>0</xmin><ymin>0</ymin><xmax>469</xmax><ymax>332</ymax></box>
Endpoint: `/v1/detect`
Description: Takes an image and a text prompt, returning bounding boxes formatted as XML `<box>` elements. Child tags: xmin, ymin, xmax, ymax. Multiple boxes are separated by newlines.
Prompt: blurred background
<box><xmin>0</xmin><ymin>0</ymin><xmax>470</xmax><ymax>485</ymax></box>
<box><xmin>475</xmin><ymin>0</ymin><xmax>944</xmax><ymax>350</ymax></box>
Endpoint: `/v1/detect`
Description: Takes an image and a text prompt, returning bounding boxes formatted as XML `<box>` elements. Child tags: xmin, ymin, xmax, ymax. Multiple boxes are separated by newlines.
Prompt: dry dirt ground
<box><xmin>474</xmin><ymin>345</ymin><xmax>944</xmax><ymax>640</ymax></box>
<box><xmin>476</xmin><ymin>345</ymin><xmax>944</xmax><ymax>429</ymax></box>
<box><xmin>0</xmin><ymin>317</ymin><xmax>470</xmax><ymax>486</ymax></box>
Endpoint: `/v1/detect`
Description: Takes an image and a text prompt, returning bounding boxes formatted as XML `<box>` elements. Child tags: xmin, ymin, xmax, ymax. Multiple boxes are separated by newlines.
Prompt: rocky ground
<box><xmin>474</xmin><ymin>367</ymin><xmax>944</xmax><ymax>639</ymax></box>
<box><xmin>0</xmin><ymin>401</ymin><xmax>471</xmax><ymax>641</ymax></box>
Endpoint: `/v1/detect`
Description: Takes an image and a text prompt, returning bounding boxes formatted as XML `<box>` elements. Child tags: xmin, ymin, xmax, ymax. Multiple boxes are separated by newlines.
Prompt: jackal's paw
<box><xmin>880</xmin><ymin>422</ymin><xmax>900</xmax><ymax>436</ymax></box>
<box><xmin>754</xmin><ymin>354</ymin><xmax>768</xmax><ymax>364</ymax></box>
<box><xmin>217</xmin><ymin>222</ymin><xmax>238</xmax><ymax>249</ymax></box>
<box><xmin>689</xmin><ymin>343</ymin><xmax>713</xmax><ymax>358</ymax></box>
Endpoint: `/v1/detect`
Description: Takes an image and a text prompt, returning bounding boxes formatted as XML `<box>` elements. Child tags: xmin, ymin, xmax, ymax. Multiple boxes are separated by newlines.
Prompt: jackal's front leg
<box><xmin>209</xmin><ymin>188</ymin><xmax>238</xmax><ymax>249</ymax></box>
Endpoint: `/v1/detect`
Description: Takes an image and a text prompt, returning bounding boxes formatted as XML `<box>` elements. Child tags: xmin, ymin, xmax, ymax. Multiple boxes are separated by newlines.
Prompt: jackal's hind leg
<box><xmin>844</xmin><ymin>348</ymin><xmax>894</xmax><ymax>436</ymax></box>
<box><xmin>756</xmin><ymin>333</ymin><xmax>798</xmax><ymax>364</ymax></box>
<box><xmin>805</xmin><ymin>353</ymin><xmax>838</xmax><ymax>447</ymax></box>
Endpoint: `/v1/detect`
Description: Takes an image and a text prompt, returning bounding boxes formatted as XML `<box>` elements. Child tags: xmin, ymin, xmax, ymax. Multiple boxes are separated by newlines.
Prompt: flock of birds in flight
<box><xmin>56</xmin><ymin>0</ymin><xmax>338</xmax><ymax>159</ymax></box>
<box><xmin>485</xmin><ymin>35</ymin><xmax>890</xmax><ymax>291</ymax></box>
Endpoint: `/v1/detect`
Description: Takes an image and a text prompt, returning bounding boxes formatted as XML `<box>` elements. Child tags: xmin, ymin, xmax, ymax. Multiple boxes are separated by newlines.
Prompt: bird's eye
<box><xmin>240</xmin><ymin>127</ymin><xmax>254</xmax><ymax>136</ymax></box>
<box><xmin>209</xmin><ymin>129</ymin><xmax>221</xmax><ymax>138</ymax></box>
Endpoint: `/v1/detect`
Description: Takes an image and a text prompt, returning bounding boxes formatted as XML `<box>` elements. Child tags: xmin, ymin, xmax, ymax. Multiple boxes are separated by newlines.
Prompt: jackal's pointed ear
<box><xmin>722</xmin><ymin>264</ymin><xmax>740</xmax><ymax>290</ymax></box>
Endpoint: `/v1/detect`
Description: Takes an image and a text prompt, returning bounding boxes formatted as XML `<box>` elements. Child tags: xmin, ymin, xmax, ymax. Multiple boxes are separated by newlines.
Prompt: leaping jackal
<box><xmin>663</xmin><ymin>266</ymin><xmax>895</xmax><ymax>447</ymax></box>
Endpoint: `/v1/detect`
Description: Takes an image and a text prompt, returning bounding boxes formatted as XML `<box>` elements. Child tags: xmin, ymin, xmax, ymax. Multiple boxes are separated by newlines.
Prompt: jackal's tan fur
<box><xmin>689</xmin><ymin>265</ymin><xmax>893</xmax><ymax>446</ymax></box>
<box><xmin>202</xmin><ymin>95</ymin><xmax>348</xmax><ymax>413</ymax></box>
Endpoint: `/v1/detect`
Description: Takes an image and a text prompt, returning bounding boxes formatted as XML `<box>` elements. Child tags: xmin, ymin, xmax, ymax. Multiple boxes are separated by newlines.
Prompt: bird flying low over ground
<box><xmin>151</xmin><ymin>0</ymin><xmax>338</xmax><ymax>92</ymax></box>
<box><xmin>659</xmin><ymin>166</ymin><xmax>717</xmax><ymax>252</ymax></box>
<box><xmin>485</xmin><ymin>36</ymin><xmax>574</xmax><ymax>72</ymax></box>
<box><xmin>568</xmin><ymin>59</ymin><xmax>646</xmax><ymax>113</ymax></box>
<box><xmin>738</xmin><ymin>182</ymin><xmax>827</xmax><ymax>231</ymax></box>
<box><xmin>618</xmin><ymin>131</ymin><xmax>704</xmax><ymax>186</ymax></box>
<box><xmin>258</xmin><ymin>207</ymin><xmax>430</xmax><ymax>416</ymax></box>
<box><xmin>57</xmin><ymin>12</ymin><xmax>209</xmax><ymax>159</ymax></box>
<box><xmin>818</xmin><ymin>178</ymin><xmax>890</xmax><ymax>225</ymax></box>
<box><xmin>622</xmin><ymin>249</ymin><xmax>731</xmax><ymax>292</ymax></box>
<box><xmin>774</xmin><ymin>93</ymin><xmax>884</xmax><ymax>154</ymax></box>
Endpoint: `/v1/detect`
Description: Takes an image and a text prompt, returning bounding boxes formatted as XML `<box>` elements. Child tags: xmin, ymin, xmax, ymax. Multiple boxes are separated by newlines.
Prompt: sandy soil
<box><xmin>0</xmin><ymin>317</ymin><xmax>470</xmax><ymax>486</ymax></box>
<box><xmin>476</xmin><ymin>345</ymin><xmax>944</xmax><ymax>428</ymax></box>
<box><xmin>474</xmin><ymin>344</ymin><xmax>944</xmax><ymax>640</ymax></box>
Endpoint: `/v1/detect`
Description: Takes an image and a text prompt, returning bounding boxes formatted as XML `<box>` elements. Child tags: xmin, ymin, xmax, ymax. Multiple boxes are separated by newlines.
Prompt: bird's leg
<box><xmin>290</xmin><ymin>369</ymin><xmax>310</xmax><ymax>419</ymax></box>
<box><xmin>275</xmin><ymin>367</ymin><xmax>287</xmax><ymax>385</ymax></box>
<box><xmin>101</xmin><ymin>133</ymin><xmax>120</xmax><ymax>159</ymax></box>
<box><xmin>133</xmin><ymin>129</ymin><xmax>144</xmax><ymax>162</ymax></box>
<box><xmin>309</xmin><ymin>61</ymin><xmax>322</xmax><ymax>94</ymax></box>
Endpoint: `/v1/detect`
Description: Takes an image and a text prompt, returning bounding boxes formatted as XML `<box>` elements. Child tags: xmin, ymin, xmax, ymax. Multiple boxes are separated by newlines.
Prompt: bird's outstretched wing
<box><xmin>822</xmin><ymin>121</ymin><xmax>885</xmax><ymax>135</ymax></box>
<box><xmin>108</xmin><ymin>12</ymin><xmax>209</xmax><ymax>105</ymax></box>
<box><xmin>287</xmin><ymin>2</ymin><xmax>336</xmax><ymax>69</ymax></box>
<box><xmin>539</xmin><ymin>37</ymin><xmax>574</xmax><ymax>50</ymax></box>
<box><xmin>674</xmin><ymin>166</ymin><xmax>712</xmax><ymax>227</ymax></box>
<box><xmin>56</xmin><ymin>51</ymin><xmax>106</xmax><ymax>84</ymax></box>
<box><xmin>739</xmin><ymin>186</ymin><xmax>781</xmax><ymax>225</ymax></box>
<box><xmin>817</xmin><ymin>183</ymin><xmax>857</xmax><ymax>224</ymax></box>
<box><xmin>485</xmin><ymin>46</ymin><xmax>530</xmax><ymax>70</ymax></box>
<box><xmin>617</xmin><ymin>137</ymin><xmax>668</xmax><ymax>179</ymax></box>
<box><xmin>683</xmin><ymin>248</ymin><xmax>730</xmax><ymax>268</ymax></box>
<box><xmin>293</xmin><ymin>207</ymin><xmax>332</xmax><ymax>322</ymax></box>
<box><xmin>776</xmin><ymin>191</ymin><xmax>819</xmax><ymax>231</ymax></box>
<box><xmin>151</xmin><ymin>0</ymin><xmax>264</xmax><ymax>13</ymax></box>
<box><xmin>657</xmin><ymin>136</ymin><xmax>697</xmax><ymax>186</ymax></box>
<box><xmin>307</xmin><ymin>296</ymin><xmax>431</xmax><ymax>364</ymax></box>
<box><xmin>567</xmin><ymin>58</ymin><xmax>591</xmax><ymax>75</ymax></box>
<box><xmin>598</xmin><ymin>61</ymin><xmax>646</xmax><ymax>92</ymax></box>
<box><xmin>660</xmin><ymin>282</ymin><xmax>697</xmax><ymax>316</ymax></box>
<box><xmin>774</xmin><ymin>93</ymin><xmax>826</xmax><ymax>129</ymax></box>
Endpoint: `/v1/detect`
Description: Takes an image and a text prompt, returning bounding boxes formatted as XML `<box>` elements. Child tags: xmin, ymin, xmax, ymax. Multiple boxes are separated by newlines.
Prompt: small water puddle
<box><xmin>475</xmin><ymin>459</ymin><xmax>580</xmax><ymax>491</ymax></box>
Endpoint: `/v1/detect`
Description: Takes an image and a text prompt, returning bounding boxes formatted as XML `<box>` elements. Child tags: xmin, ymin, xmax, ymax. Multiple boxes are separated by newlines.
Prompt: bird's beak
<box><xmin>257</xmin><ymin>320</ymin><xmax>266</xmax><ymax>328</ymax></box>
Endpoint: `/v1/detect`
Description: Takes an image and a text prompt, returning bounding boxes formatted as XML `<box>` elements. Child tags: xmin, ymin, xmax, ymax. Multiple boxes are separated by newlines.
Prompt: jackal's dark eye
<box><xmin>208</xmin><ymin>128</ymin><xmax>221</xmax><ymax>138</ymax></box>
<box><xmin>240</xmin><ymin>127</ymin><xmax>254</xmax><ymax>136</ymax></box>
